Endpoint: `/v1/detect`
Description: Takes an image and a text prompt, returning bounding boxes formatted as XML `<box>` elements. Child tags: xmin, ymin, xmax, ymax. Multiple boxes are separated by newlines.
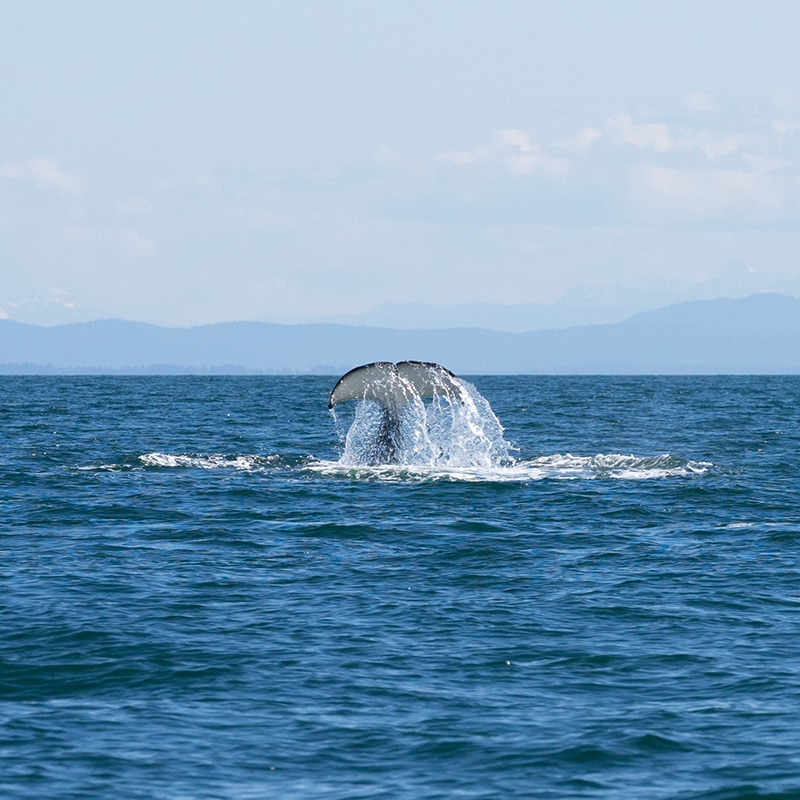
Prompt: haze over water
<box><xmin>3</xmin><ymin>375</ymin><xmax>800</xmax><ymax>799</ymax></box>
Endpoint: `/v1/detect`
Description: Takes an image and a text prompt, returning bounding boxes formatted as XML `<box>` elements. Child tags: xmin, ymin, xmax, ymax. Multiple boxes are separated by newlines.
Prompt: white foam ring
<box><xmin>332</xmin><ymin>378</ymin><xmax>512</xmax><ymax>469</ymax></box>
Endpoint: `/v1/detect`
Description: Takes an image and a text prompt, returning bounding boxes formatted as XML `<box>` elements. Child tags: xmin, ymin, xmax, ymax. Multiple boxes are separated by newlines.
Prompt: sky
<box><xmin>3</xmin><ymin>0</ymin><xmax>800</xmax><ymax>327</ymax></box>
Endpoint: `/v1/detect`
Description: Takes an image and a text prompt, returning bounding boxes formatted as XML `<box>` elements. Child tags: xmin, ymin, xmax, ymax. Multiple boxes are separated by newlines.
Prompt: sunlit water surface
<box><xmin>2</xmin><ymin>375</ymin><xmax>800</xmax><ymax>799</ymax></box>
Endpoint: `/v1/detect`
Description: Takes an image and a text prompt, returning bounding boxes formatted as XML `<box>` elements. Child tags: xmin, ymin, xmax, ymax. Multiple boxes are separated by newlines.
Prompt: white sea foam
<box><xmin>84</xmin><ymin>451</ymin><xmax>708</xmax><ymax>482</ymax></box>
<box><xmin>528</xmin><ymin>453</ymin><xmax>712</xmax><ymax>480</ymax></box>
<box><xmin>308</xmin><ymin>453</ymin><xmax>712</xmax><ymax>482</ymax></box>
<box><xmin>138</xmin><ymin>453</ymin><xmax>277</xmax><ymax>470</ymax></box>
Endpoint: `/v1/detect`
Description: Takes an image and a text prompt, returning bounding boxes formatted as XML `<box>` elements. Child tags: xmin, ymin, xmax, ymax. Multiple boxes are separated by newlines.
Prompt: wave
<box><xmin>77</xmin><ymin>453</ymin><xmax>281</xmax><ymax>471</ymax></box>
<box><xmin>138</xmin><ymin>452</ymin><xmax>279</xmax><ymax>470</ymax></box>
<box><xmin>80</xmin><ymin>451</ymin><xmax>711</xmax><ymax>482</ymax></box>
<box><xmin>308</xmin><ymin>453</ymin><xmax>712</xmax><ymax>482</ymax></box>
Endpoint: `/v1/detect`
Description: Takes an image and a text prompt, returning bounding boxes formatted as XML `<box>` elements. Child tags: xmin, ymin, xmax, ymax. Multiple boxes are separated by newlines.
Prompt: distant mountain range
<box><xmin>309</xmin><ymin>298</ymin><xmax>649</xmax><ymax>332</ymax></box>
<box><xmin>2</xmin><ymin>294</ymin><xmax>799</xmax><ymax>374</ymax></box>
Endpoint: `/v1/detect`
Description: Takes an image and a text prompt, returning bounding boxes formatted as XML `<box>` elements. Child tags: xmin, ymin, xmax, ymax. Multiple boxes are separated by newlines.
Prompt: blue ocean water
<box><xmin>2</xmin><ymin>375</ymin><xmax>800</xmax><ymax>799</ymax></box>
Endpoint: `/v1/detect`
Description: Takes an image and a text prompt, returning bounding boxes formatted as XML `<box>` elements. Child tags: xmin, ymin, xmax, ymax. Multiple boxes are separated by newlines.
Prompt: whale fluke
<box><xmin>328</xmin><ymin>361</ymin><xmax>467</xmax><ymax>465</ymax></box>
<box><xmin>328</xmin><ymin>361</ymin><xmax>465</xmax><ymax>410</ymax></box>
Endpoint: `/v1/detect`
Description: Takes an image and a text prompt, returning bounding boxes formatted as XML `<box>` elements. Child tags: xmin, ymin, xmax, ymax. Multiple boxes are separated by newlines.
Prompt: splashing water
<box><xmin>331</xmin><ymin>378</ymin><xmax>512</xmax><ymax>468</ymax></box>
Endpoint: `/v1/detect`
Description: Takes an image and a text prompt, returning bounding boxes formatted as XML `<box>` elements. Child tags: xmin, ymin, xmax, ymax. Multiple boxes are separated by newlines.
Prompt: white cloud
<box><xmin>1</xmin><ymin>158</ymin><xmax>86</xmax><ymax>195</ymax></box>
<box><xmin>607</xmin><ymin>113</ymin><xmax>674</xmax><ymax>152</ymax></box>
<box><xmin>0</xmin><ymin>306</ymin><xmax>8</xmax><ymax>319</ymax></box>
<box><xmin>636</xmin><ymin>165</ymin><xmax>783</xmax><ymax>218</ymax></box>
<box><xmin>558</xmin><ymin>127</ymin><xmax>603</xmax><ymax>154</ymax></box>
<box><xmin>743</xmin><ymin>154</ymin><xmax>791</xmax><ymax>173</ymax></box>
<box><xmin>607</xmin><ymin>113</ymin><xmax>745</xmax><ymax>160</ymax></box>
<box><xmin>771</xmin><ymin>119</ymin><xmax>800</xmax><ymax>136</ymax></box>
<box><xmin>28</xmin><ymin>158</ymin><xmax>86</xmax><ymax>195</ymax></box>
<box><xmin>691</xmin><ymin>131</ymin><xmax>746</xmax><ymax>159</ymax></box>
<box><xmin>5</xmin><ymin>93</ymin><xmax>800</xmax><ymax>328</ymax></box>
<box><xmin>438</xmin><ymin>129</ymin><xmax>570</xmax><ymax>177</ymax></box>
<box><xmin>48</xmin><ymin>287</ymin><xmax>79</xmax><ymax>309</ymax></box>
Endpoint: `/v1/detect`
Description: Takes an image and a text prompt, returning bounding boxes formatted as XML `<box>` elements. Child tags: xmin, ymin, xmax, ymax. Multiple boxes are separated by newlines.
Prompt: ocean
<box><xmin>2</xmin><ymin>374</ymin><xmax>800</xmax><ymax>799</ymax></box>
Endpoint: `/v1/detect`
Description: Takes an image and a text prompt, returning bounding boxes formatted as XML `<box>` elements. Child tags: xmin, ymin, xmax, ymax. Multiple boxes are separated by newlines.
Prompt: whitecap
<box><xmin>307</xmin><ymin>453</ymin><xmax>711</xmax><ymax>483</ymax></box>
<box><xmin>138</xmin><ymin>453</ymin><xmax>278</xmax><ymax>471</ymax></box>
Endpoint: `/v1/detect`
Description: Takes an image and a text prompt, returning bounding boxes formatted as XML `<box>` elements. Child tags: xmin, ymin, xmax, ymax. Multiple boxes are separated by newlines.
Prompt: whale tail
<box><xmin>328</xmin><ymin>361</ymin><xmax>468</xmax><ymax>465</ymax></box>
<box><xmin>328</xmin><ymin>361</ymin><xmax>466</xmax><ymax>411</ymax></box>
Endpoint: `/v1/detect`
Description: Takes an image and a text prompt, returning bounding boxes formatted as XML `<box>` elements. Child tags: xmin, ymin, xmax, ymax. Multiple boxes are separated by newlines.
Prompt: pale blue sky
<box><xmin>2</xmin><ymin>1</ymin><xmax>800</xmax><ymax>326</ymax></box>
